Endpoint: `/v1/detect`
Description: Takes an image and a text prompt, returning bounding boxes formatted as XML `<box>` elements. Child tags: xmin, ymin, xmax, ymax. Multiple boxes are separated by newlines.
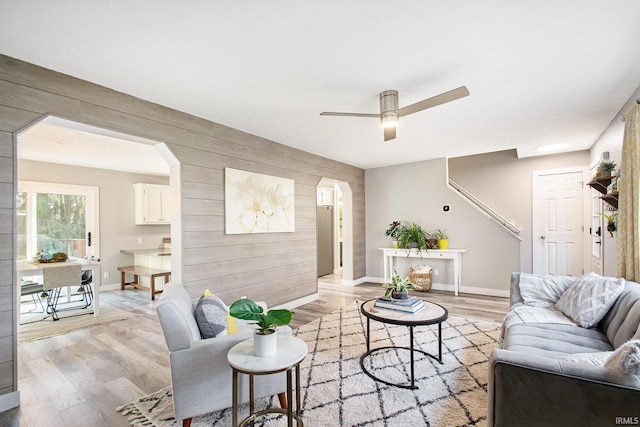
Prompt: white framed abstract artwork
<box><xmin>224</xmin><ymin>168</ymin><xmax>295</xmax><ymax>234</ymax></box>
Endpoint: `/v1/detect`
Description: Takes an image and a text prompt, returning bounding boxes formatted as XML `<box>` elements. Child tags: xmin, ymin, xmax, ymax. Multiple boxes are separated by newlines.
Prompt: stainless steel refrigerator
<box><xmin>317</xmin><ymin>205</ymin><xmax>333</xmax><ymax>277</ymax></box>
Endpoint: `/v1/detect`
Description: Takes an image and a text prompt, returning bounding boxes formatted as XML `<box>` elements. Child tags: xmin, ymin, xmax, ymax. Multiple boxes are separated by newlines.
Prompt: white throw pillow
<box><xmin>555</xmin><ymin>273</ymin><xmax>625</xmax><ymax>328</ymax></box>
<box><xmin>518</xmin><ymin>273</ymin><xmax>576</xmax><ymax>308</ymax></box>
<box><xmin>605</xmin><ymin>340</ymin><xmax>640</xmax><ymax>375</ymax></box>
<box><xmin>556</xmin><ymin>352</ymin><xmax>612</xmax><ymax>366</ymax></box>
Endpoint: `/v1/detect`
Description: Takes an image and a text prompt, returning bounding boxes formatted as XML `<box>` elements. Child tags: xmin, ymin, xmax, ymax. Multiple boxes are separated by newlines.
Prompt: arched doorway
<box><xmin>316</xmin><ymin>177</ymin><xmax>354</xmax><ymax>284</ymax></box>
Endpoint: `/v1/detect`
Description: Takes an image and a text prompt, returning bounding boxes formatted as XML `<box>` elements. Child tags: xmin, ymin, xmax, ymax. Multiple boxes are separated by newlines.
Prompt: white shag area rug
<box><xmin>118</xmin><ymin>302</ymin><xmax>501</xmax><ymax>426</ymax></box>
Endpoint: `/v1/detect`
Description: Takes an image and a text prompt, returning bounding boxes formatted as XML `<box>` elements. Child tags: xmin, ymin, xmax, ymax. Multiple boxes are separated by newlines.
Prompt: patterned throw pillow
<box><xmin>518</xmin><ymin>273</ymin><xmax>576</xmax><ymax>308</ymax></box>
<box><xmin>555</xmin><ymin>273</ymin><xmax>625</xmax><ymax>328</ymax></box>
<box><xmin>605</xmin><ymin>340</ymin><xmax>640</xmax><ymax>375</ymax></box>
<box><xmin>194</xmin><ymin>290</ymin><xmax>229</xmax><ymax>339</ymax></box>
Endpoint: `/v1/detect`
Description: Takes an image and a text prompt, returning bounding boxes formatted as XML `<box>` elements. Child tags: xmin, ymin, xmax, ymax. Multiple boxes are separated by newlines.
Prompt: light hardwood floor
<box><xmin>1</xmin><ymin>279</ymin><xmax>510</xmax><ymax>427</ymax></box>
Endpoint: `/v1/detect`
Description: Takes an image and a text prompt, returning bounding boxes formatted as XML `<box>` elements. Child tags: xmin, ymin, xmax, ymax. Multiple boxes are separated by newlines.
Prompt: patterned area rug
<box><xmin>117</xmin><ymin>302</ymin><xmax>501</xmax><ymax>426</ymax></box>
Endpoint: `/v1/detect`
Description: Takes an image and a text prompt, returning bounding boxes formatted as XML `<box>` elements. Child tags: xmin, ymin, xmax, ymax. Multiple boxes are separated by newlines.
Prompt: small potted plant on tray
<box><xmin>229</xmin><ymin>298</ymin><xmax>294</xmax><ymax>357</ymax></box>
<box><xmin>382</xmin><ymin>268</ymin><xmax>414</xmax><ymax>299</ymax></box>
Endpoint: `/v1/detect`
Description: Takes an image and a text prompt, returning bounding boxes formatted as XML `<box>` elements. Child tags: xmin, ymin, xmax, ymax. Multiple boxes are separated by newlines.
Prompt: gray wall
<box><xmin>18</xmin><ymin>159</ymin><xmax>170</xmax><ymax>285</ymax></box>
<box><xmin>449</xmin><ymin>149</ymin><xmax>590</xmax><ymax>273</ymax></box>
<box><xmin>0</xmin><ymin>55</ymin><xmax>365</xmax><ymax>401</ymax></box>
<box><xmin>366</xmin><ymin>158</ymin><xmax>521</xmax><ymax>296</ymax></box>
<box><xmin>589</xmin><ymin>84</ymin><xmax>640</xmax><ymax>277</ymax></box>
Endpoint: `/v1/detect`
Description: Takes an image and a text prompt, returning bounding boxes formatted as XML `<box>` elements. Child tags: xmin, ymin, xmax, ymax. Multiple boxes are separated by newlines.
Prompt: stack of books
<box><xmin>374</xmin><ymin>296</ymin><xmax>425</xmax><ymax>313</ymax></box>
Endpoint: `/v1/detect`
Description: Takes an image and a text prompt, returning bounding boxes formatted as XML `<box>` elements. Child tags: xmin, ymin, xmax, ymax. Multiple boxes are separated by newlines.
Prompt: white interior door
<box><xmin>533</xmin><ymin>170</ymin><xmax>585</xmax><ymax>276</ymax></box>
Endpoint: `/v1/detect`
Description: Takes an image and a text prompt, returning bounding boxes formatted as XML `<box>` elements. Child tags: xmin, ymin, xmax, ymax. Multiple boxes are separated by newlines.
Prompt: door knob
<box><xmin>540</xmin><ymin>235</ymin><xmax>546</xmax><ymax>240</ymax></box>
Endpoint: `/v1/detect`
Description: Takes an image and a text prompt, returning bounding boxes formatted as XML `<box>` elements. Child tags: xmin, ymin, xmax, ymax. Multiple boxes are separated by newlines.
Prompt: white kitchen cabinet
<box><xmin>134</xmin><ymin>183</ymin><xmax>171</xmax><ymax>225</ymax></box>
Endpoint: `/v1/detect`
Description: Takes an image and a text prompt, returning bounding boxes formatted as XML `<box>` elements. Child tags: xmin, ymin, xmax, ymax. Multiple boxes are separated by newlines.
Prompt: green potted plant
<box><xmin>397</xmin><ymin>222</ymin><xmax>429</xmax><ymax>254</ymax></box>
<box><xmin>385</xmin><ymin>220</ymin><xmax>402</xmax><ymax>248</ymax></box>
<box><xmin>599</xmin><ymin>212</ymin><xmax>618</xmax><ymax>237</ymax></box>
<box><xmin>597</xmin><ymin>160</ymin><xmax>617</xmax><ymax>177</ymax></box>
<box><xmin>426</xmin><ymin>232</ymin><xmax>439</xmax><ymax>249</ymax></box>
<box><xmin>229</xmin><ymin>298</ymin><xmax>294</xmax><ymax>356</ymax></box>
<box><xmin>435</xmin><ymin>228</ymin><xmax>449</xmax><ymax>250</ymax></box>
<box><xmin>382</xmin><ymin>268</ymin><xmax>414</xmax><ymax>299</ymax></box>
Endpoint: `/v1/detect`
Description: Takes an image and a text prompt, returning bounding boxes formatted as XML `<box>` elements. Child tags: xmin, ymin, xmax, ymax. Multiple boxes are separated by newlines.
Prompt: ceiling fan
<box><xmin>320</xmin><ymin>86</ymin><xmax>470</xmax><ymax>141</ymax></box>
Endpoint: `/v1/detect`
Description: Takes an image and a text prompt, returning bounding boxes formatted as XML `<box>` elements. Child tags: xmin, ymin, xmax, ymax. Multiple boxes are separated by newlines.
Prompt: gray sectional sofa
<box><xmin>488</xmin><ymin>272</ymin><xmax>640</xmax><ymax>427</ymax></box>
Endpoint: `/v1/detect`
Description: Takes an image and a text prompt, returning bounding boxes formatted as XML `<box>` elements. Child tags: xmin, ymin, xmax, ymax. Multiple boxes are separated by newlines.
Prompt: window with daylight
<box><xmin>17</xmin><ymin>181</ymin><xmax>99</xmax><ymax>261</ymax></box>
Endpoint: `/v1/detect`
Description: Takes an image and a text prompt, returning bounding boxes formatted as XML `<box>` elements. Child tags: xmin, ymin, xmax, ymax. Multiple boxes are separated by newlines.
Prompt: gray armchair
<box><xmin>156</xmin><ymin>283</ymin><xmax>291</xmax><ymax>427</ymax></box>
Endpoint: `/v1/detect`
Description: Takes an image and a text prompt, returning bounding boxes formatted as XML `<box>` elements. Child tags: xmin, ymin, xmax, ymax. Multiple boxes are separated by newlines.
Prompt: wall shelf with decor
<box><xmin>601</xmin><ymin>192</ymin><xmax>618</xmax><ymax>209</ymax></box>
<box><xmin>587</xmin><ymin>177</ymin><xmax>618</xmax><ymax>209</ymax></box>
<box><xmin>587</xmin><ymin>176</ymin><xmax>613</xmax><ymax>195</ymax></box>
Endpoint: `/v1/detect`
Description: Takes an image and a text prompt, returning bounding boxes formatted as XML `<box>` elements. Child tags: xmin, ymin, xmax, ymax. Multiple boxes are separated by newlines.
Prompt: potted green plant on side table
<box><xmin>229</xmin><ymin>298</ymin><xmax>294</xmax><ymax>357</ymax></box>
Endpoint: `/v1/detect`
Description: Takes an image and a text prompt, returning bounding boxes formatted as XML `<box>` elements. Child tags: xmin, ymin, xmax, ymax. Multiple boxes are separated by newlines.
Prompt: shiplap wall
<box><xmin>0</xmin><ymin>55</ymin><xmax>365</xmax><ymax>400</ymax></box>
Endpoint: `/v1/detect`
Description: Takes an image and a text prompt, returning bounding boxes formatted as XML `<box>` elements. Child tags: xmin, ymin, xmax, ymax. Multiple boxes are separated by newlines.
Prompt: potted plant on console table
<box><xmin>229</xmin><ymin>298</ymin><xmax>294</xmax><ymax>357</ymax></box>
<box><xmin>397</xmin><ymin>222</ymin><xmax>429</xmax><ymax>254</ymax></box>
<box><xmin>435</xmin><ymin>229</ymin><xmax>449</xmax><ymax>250</ymax></box>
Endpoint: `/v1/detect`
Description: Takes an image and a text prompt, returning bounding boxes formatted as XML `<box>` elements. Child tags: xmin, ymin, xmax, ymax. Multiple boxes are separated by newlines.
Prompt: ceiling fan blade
<box><xmin>384</xmin><ymin>126</ymin><xmax>396</xmax><ymax>142</ymax></box>
<box><xmin>398</xmin><ymin>86</ymin><xmax>469</xmax><ymax>117</ymax></box>
<box><xmin>320</xmin><ymin>112</ymin><xmax>380</xmax><ymax>118</ymax></box>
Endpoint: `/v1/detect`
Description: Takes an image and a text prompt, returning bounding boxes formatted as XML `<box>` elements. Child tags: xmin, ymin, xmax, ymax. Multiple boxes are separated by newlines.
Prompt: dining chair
<box><xmin>42</xmin><ymin>262</ymin><xmax>82</xmax><ymax>321</ymax></box>
<box><xmin>20</xmin><ymin>279</ymin><xmax>45</xmax><ymax>313</ymax></box>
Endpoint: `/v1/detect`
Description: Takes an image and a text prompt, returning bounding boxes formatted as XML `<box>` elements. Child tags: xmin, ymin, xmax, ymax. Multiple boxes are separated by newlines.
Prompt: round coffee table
<box><xmin>227</xmin><ymin>335</ymin><xmax>307</xmax><ymax>427</ymax></box>
<box><xmin>360</xmin><ymin>298</ymin><xmax>448</xmax><ymax>389</ymax></box>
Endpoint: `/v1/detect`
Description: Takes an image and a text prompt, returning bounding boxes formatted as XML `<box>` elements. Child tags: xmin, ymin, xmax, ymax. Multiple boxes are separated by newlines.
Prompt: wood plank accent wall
<box><xmin>0</xmin><ymin>55</ymin><xmax>366</xmax><ymax>398</ymax></box>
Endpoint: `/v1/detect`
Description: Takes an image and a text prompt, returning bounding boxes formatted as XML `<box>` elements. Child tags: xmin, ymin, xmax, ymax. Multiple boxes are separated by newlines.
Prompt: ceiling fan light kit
<box><xmin>380</xmin><ymin>90</ymin><xmax>399</xmax><ymax>128</ymax></box>
<box><xmin>320</xmin><ymin>86</ymin><xmax>470</xmax><ymax>142</ymax></box>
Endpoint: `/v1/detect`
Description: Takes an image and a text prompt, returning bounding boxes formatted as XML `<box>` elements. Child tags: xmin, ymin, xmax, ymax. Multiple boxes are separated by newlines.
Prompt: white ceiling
<box><xmin>3</xmin><ymin>1</ymin><xmax>640</xmax><ymax>171</ymax></box>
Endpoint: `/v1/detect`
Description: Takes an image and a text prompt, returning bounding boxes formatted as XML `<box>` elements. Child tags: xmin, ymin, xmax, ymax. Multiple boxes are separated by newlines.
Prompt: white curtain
<box><xmin>618</xmin><ymin>102</ymin><xmax>640</xmax><ymax>280</ymax></box>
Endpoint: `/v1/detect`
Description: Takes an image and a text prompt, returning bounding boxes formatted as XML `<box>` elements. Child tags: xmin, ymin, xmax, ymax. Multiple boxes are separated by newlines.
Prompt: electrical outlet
<box><xmin>103</xmin><ymin>272</ymin><xmax>110</xmax><ymax>279</ymax></box>
<box><xmin>138</xmin><ymin>237</ymin><xmax>143</xmax><ymax>244</ymax></box>
<box><xmin>434</xmin><ymin>269</ymin><xmax>440</xmax><ymax>276</ymax></box>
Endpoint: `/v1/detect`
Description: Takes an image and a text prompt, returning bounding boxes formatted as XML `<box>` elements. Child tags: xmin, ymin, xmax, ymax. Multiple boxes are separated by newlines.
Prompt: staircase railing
<box><xmin>448</xmin><ymin>179</ymin><xmax>522</xmax><ymax>240</ymax></box>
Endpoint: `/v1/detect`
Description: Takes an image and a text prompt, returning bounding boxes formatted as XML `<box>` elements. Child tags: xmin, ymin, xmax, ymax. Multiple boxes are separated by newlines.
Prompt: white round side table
<box><xmin>227</xmin><ymin>335</ymin><xmax>307</xmax><ymax>427</ymax></box>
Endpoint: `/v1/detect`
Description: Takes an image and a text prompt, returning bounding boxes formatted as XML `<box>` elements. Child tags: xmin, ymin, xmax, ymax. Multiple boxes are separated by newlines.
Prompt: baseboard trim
<box><xmin>100</xmin><ymin>283</ymin><xmax>120</xmax><ymax>291</ymax></box>
<box><xmin>430</xmin><ymin>283</ymin><xmax>509</xmax><ymax>298</ymax></box>
<box><xmin>340</xmin><ymin>276</ymin><xmax>370</xmax><ymax>286</ymax></box>
<box><xmin>0</xmin><ymin>390</ymin><xmax>20</xmax><ymax>412</ymax></box>
<box><xmin>356</xmin><ymin>277</ymin><xmax>508</xmax><ymax>298</ymax></box>
<box><xmin>275</xmin><ymin>293</ymin><xmax>319</xmax><ymax>310</ymax></box>
<box><xmin>359</xmin><ymin>276</ymin><xmax>384</xmax><ymax>284</ymax></box>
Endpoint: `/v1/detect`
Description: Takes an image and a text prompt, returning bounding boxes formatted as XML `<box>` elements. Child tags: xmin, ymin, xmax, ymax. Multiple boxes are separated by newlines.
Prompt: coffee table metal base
<box><xmin>360</xmin><ymin>321</ymin><xmax>443</xmax><ymax>389</ymax></box>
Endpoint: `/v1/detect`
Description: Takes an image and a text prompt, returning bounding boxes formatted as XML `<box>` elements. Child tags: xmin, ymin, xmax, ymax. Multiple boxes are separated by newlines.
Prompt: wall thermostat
<box><xmin>443</xmin><ymin>205</ymin><xmax>450</xmax><ymax>212</ymax></box>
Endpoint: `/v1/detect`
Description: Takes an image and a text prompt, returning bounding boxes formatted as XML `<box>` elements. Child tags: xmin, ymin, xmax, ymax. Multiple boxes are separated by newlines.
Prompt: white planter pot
<box><xmin>253</xmin><ymin>330</ymin><xmax>277</xmax><ymax>357</ymax></box>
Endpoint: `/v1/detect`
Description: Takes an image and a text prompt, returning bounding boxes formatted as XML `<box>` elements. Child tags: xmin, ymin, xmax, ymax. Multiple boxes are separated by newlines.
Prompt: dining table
<box><xmin>17</xmin><ymin>257</ymin><xmax>102</xmax><ymax>316</ymax></box>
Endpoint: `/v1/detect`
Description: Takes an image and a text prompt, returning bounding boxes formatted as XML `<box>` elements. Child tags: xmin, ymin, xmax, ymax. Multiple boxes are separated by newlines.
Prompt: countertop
<box><xmin>120</xmin><ymin>249</ymin><xmax>171</xmax><ymax>256</ymax></box>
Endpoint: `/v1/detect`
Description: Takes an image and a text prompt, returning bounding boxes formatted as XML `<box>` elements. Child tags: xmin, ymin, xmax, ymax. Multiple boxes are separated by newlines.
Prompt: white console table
<box><xmin>379</xmin><ymin>248</ymin><xmax>467</xmax><ymax>296</ymax></box>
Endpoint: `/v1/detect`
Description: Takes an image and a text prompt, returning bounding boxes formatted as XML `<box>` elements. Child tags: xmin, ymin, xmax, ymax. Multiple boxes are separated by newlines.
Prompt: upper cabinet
<box><xmin>134</xmin><ymin>183</ymin><xmax>171</xmax><ymax>225</ymax></box>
